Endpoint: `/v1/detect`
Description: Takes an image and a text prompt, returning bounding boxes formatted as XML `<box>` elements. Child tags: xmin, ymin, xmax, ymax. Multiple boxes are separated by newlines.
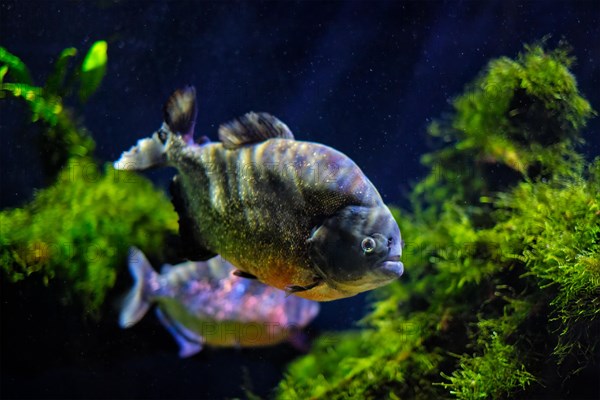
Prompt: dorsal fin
<box><xmin>218</xmin><ymin>112</ymin><xmax>294</xmax><ymax>149</ymax></box>
<box><xmin>163</xmin><ymin>86</ymin><xmax>197</xmax><ymax>140</ymax></box>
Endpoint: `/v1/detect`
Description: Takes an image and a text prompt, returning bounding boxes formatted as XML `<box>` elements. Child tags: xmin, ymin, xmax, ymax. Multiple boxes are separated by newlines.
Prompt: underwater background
<box><xmin>1</xmin><ymin>1</ymin><xmax>599</xmax><ymax>399</ymax></box>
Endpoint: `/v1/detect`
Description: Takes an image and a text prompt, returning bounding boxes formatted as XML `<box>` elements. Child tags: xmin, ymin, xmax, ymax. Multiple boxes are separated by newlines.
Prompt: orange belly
<box><xmin>226</xmin><ymin>256</ymin><xmax>353</xmax><ymax>302</ymax></box>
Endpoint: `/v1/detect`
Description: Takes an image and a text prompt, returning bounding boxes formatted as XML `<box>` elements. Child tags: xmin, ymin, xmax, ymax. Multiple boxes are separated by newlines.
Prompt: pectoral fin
<box><xmin>285</xmin><ymin>277</ymin><xmax>323</xmax><ymax>297</ymax></box>
<box><xmin>233</xmin><ymin>270</ymin><xmax>258</xmax><ymax>280</ymax></box>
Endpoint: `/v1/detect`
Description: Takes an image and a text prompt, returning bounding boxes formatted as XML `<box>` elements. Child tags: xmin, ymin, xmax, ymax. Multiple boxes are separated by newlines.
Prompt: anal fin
<box><xmin>156</xmin><ymin>308</ymin><xmax>203</xmax><ymax>358</ymax></box>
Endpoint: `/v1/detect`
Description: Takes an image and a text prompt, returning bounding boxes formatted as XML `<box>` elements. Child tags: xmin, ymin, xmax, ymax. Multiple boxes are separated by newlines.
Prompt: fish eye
<box><xmin>158</xmin><ymin>128</ymin><xmax>168</xmax><ymax>144</ymax></box>
<box><xmin>361</xmin><ymin>237</ymin><xmax>376</xmax><ymax>254</ymax></box>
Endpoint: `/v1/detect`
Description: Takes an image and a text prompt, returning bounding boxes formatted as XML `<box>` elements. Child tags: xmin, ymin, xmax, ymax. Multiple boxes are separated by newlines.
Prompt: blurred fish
<box><xmin>114</xmin><ymin>87</ymin><xmax>403</xmax><ymax>301</ymax></box>
<box><xmin>119</xmin><ymin>248</ymin><xmax>320</xmax><ymax>357</ymax></box>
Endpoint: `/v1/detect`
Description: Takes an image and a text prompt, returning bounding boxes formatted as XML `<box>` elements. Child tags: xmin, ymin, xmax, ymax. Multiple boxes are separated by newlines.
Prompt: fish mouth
<box><xmin>377</xmin><ymin>255</ymin><xmax>404</xmax><ymax>278</ymax></box>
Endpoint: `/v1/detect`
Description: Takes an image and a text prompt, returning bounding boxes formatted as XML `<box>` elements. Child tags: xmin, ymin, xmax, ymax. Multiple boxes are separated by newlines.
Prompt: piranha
<box><xmin>114</xmin><ymin>86</ymin><xmax>403</xmax><ymax>301</ymax></box>
<box><xmin>120</xmin><ymin>248</ymin><xmax>320</xmax><ymax>357</ymax></box>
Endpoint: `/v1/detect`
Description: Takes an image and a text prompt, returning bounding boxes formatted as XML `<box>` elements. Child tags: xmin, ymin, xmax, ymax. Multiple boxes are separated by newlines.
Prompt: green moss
<box><xmin>439</xmin><ymin>328</ymin><xmax>535</xmax><ymax>399</ymax></box>
<box><xmin>0</xmin><ymin>159</ymin><xmax>178</xmax><ymax>315</ymax></box>
<box><xmin>415</xmin><ymin>39</ymin><xmax>594</xmax><ymax>210</ymax></box>
<box><xmin>279</xmin><ymin>315</ymin><xmax>443</xmax><ymax>400</ymax></box>
<box><xmin>492</xmin><ymin>162</ymin><xmax>600</xmax><ymax>364</ymax></box>
<box><xmin>277</xmin><ymin>42</ymin><xmax>598</xmax><ymax>399</ymax></box>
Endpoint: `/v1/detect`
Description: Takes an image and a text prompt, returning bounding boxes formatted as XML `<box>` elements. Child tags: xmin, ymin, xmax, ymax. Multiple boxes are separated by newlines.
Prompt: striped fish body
<box><xmin>170</xmin><ymin>137</ymin><xmax>382</xmax><ymax>301</ymax></box>
<box><xmin>115</xmin><ymin>87</ymin><xmax>404</xmax><ymax>301</ymax></box>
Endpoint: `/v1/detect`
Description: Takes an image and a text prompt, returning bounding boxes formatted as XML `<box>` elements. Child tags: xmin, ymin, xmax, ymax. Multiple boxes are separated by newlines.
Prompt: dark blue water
<box><xmin>1</xmin><ymin>1</ymin><xmax>599</xmax><ymax>398</ymax></box>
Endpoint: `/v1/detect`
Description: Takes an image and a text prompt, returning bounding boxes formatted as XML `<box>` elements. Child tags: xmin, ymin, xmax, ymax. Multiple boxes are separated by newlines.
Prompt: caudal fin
<box><xmin>119</xmin><ymin>247</ymin><xmax>157</xmax><ymax>328</ymax></box>
<box><xmin>163</xmin><ymin>86</ymin><xmax>197</xmax><ymax>143</ymax></box>
<box><xmin>114</xmin><ymin>86</ymin><xmax>198</xmax><ymax>170</ymax></box>
<box><xmin>113</xmin><ymin>133</ymin><xmax>168</xmax><ymax>171</ymax></box>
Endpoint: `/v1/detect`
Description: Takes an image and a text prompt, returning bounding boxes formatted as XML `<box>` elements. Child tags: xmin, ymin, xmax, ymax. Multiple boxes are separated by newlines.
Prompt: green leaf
<box><xmin>79</xmin><ymin>40</ymin><xmax>107</xmax><ymax>102</ymax></box>
<box><xmin>45</xmin><ymin>47</ymin><xmax>77</xmax><ymax>97</ymax></box>
<box><xmin>0</xmin><ymin>47</ymin><xmax>33</xmax><ymax>84</ymax></box>
<box><xmin>0</xmin><ymin>65</ymin><xmax>8</xmax><ymax>86</ymax></box>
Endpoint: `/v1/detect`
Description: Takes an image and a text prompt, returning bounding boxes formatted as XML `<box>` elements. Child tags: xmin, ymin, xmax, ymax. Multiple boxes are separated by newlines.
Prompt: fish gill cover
<box><xmin>276</xmin><ymin>41</ymin><xmax>599</xmax><ymax>400</ymax></box>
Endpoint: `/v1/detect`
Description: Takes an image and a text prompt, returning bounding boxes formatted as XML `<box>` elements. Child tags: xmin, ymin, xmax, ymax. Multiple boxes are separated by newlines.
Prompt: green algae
<box><xmin>277</xmin><ymin>42</ymin><xmax>599</xmax><ymax>399</ymax></box>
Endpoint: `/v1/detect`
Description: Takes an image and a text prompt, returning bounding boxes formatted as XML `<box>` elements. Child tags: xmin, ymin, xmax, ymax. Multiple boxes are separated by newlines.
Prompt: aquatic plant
<box><xmin>1</xmin><ymin>44</ymin><xmax>178</xmax><ymax>316</ymax></box>
<box><xmin>0</xmin><ymin>159</ymin><xmax>178</xmax><ymax>314</ymax></box>
<box><xmin>416</xmin><ymin>39</ymin><xmax>593</xmax><ymax>210</ymax></box>
<box><xmin>277</xmin><ymin>42</ymin><xmax>599</xmax><ymax>399</ymax></box>
<box><xmin>0</xmin><ymin>41</ymin><xmax>107</xmax><ymax>178</ymax></box>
